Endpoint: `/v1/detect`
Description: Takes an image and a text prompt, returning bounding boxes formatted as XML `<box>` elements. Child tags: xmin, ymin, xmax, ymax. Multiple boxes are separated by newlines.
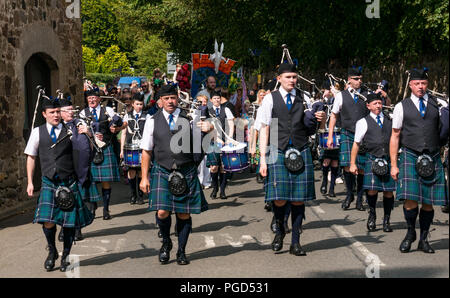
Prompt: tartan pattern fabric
<box><xmin>90</xmin><ymin>144</ymin><xmax>120</xmax><ymax>182</ymax></box>
<box><xmin>396</xmin><ymin>148</ymin><xmax>447</xmax><ymax>206</ymax></box>
<box><xmin>363</xmin><ymin>154</ymin><xmax>396</xmax><ymax>192</ymax></box>
<box><xmin>264</xmin><ymin>147</ymin><xmax>316</xmax><ymax>202</ymax></box>
<box><xmin>33</xmin><ymin>177</ymin><xmax>94</xmax><ymax>228</ymax></box>
<box><xmin>339</xmin><ymin>128</ymin><xmax>367</xmax><ymax>169</ymax></box>
<box><xmin>148</xmin><ymin>162</ymin><xmax>208</xmax><ymax>214</ymax></box>
<box><xmin>206</xmin><ymin>152</ymin><xmax>221</xmax><ymax>167</ymax></box>
<box><xmin>78</xmin><ymin>180</ymin><xmax>102</xmax><ymax>203</ymax></box>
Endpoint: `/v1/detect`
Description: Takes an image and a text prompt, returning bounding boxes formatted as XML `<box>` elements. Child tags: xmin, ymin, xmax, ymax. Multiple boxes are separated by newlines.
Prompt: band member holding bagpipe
<box><xmin>328</xmin><ymin>66</ymin><xmax>370</xmax><ymax>211</ymax></box>
<box><xmin>318</xmin><ymin>80</ymin><xmax>340</xmax><ymax>198</ymax></box>
<box><xmin>257</xmin><ymin>63</ymin><xmax>326</xmax><ymax>256</ymax></box>
<box><xmin>206</xmin><ymin>91</ymin><xmax>235</xmax><ymax>200</ymax></box>
<box><xmin>24</xmin><ymin>97</ymin><xmax>94</xmax><ymax>272</ymax></box>
<box><xmin>390</xmin><ymin>67</ymin><xmax>447</xmax><ymax>254</ymax></box>
<box><xmin>140</xmin><ymin>84</ymin><xmax>214</xmax><ymax>265</ymax></box>
<box><xmin>80</xmin><ymin>88</ymin><xmax>126</xmax><ymax>220</ymax></box>
<box><xmin>57</xmin><ymin>97</ymin><xmax>101</xmax><ymax>242</ymax></box>
<box><xmin>120</xmin><ymin>93</ymin><xmax>148</xmax><ymax>205</ymax></box>
<box><xmin>350</xmin><ymin>92</ymin><xmax>395</xmax><ymax>232</ymax></box>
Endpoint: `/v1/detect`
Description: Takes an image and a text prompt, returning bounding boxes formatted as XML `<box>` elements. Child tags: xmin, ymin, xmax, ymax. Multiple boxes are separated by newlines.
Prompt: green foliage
<box><xmin>133</xmin><ymin>34</ymin><xmax>170</xmax><ymax>75</ymax></box>
<box><xmin>85</xmin><ymin>73</ymin><xmax>118</xmax><ymax>85</ymax></box>
<box><xmin>82</xmin><ymin>46</ymin><xmax>99</xmax><ymax>73</ymax></box>
<box><xmin>97</xmin><ymin>45</ymin><xmax>133</xmax><ymax>74</ymax></box>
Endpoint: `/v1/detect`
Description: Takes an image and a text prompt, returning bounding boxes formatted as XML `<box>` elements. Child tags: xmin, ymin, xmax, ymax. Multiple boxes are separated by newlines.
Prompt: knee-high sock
<box><xmin>176</xmin><ymin>217</ymin><xmax>192</xmax><ymax>253</ymax></box>
<box><xmin>367</xmin><ymin>193</ymin><xmax>378</xmax><ymax>215</ymax></box>
<box><xmin>211</xmin><ymin>172</ymin><xmax>219</xmax><ymax>191</ymax></box>
<box><xmin>42</xmin><ymin>225</ymin><xmax>57</xmax><ymax>251</ymax></box>
<box><xmin>329</xmin><ymin>166</ymin><xmax>339</xmax><ymax>191</ymax></box>
<box><xmin>284</xmin><ymin>202</ymin><xmax>291</xmax><ymax>223</ymax></box>
<box><xmin>383</xmin><ymin>196</ymin><xmax>394</xmax><ymax>217</ymax></box>
<box><xmin>219</xmin><ymin>172</ymin><xmax>227</xmax><ymax>193</ymax></box>
<box><xmin>291</xmin><ymin>204</ymin><xmax>305</xmax><ymax>245</ymax></box>
<box><xmin>102</xmin><ymin>188</ymin><xmax>111</xmax><ymax>211</ymax></box>
<box><xmin>322</xmin><ymin>165</ymin><xmax>330</xmax><ymax>185</ymax></box>
<box><xmin>419</xmin><ymin>209</ymin><xmax>434</xmax><ymax>240</ymax></box>
<box><xmin>272</xmin><ymin>204</ymin><xmax>286</xmax><ymax>234</ymax></box>
<box><xmin>62</xmin><ymin>227</ymin><xmax>75</xmax><ymax>257</ymax></box>
<box><xmin>156</xmin><ymin>215</ymin><xmax>172</xmax><ymax>241</ymax></box>
<box><xmin>129</xmin><ymin>177</ymin><xmax>137</xmax><ymax>196</ymax></box>
<box><xmin>344</xmin><ymin>171</ymin><xmax>355</xmax><ymax>195</ymax></box>
<box><xmin>357</xmin><ymin>174</ymin><xmax>365</xmax><ymax>198</ymax></box>
<box><xmin>403</xmin><ymin>206</ymin><xmax>418</xmax><ymax>235</ymax></box>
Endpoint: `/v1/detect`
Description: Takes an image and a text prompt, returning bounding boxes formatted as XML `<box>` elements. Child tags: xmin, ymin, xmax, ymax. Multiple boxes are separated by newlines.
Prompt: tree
<box><xmin>97</xmin><ymin>45</ymin><xmax>132</xmax><ymax>74</ymax></box>
<box><xmin>82</xmin><ymin>46</ymin><xmax>99</xmax><ymax>73</ymax></box>
<box><xmin>133</xmin><ymin>34</ymin><xmax>170</xmax><ymax>75</ymax></box>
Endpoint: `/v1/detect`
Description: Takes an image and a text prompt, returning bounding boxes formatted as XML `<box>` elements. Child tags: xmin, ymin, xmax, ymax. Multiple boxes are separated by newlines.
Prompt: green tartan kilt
<box><xmin>206</xmin><ymin>152</ymin><xmax>221</xmax><ymax>167</ymax></box>
<box><xmin>396</xmin><ymin>148</ymin><xmax>448</xmax><ymax>206</ymax></box>
<box><xmin>339</xmin><ymin>128</ymin><xmax>367</xmax><ymax>169</ymax></box>
<box><xmin>78</xmin><ymin>180</ymin><xmax>102</xmax><ymax>203</ymax></box>
<box><xmin>34</xmin><ymin>177</ymin><xmax>94</xmax><ymax>228</ymax></box>
<box><xmin>90</xmin><ymin>144</ymin><xmax>120</xmax><ymax>182</ymax></box>
<box><xmin>363</xmin><ymin>154</ymin><xmax>396</xmax><ymax>192</ymax></box>
<box><xmin>148</xmin><ymin>162</ymin><xmax>208</xmax><ymax>214</ymax></box>
<box><xmin>264</xmin><ymin>147</ymin><xmax>316</xmax><ymax>202</ymax></box>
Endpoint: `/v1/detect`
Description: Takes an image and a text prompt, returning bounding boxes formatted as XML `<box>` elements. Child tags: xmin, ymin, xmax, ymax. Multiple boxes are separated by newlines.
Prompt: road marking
<box><xmin>221</xmin><ymin>233</ymin><xmax>256</xmax><ymax>247</ymax></box>
<box><xmin>259</xmin><ymin>232</ymin><xmax>272</xmax><ymax>245</ymax></box>
<box><xmin>311</xmin><ymin>206</ymin><xmax>325</xmax><ymax>214</ymax></box>
<box><xmin>331</xmin><ymin>224</ymin><xmax>386</xmax><ymax>267</ymax></box>
<box><xmin>114</xmin><ymin>238</ymin><xmax>126</xmax><ymax>252</ymax></box>
<box><xmin>203</xmin><ymin>235</ymin><xmax>216</xmax><ymax>248</ymax></box>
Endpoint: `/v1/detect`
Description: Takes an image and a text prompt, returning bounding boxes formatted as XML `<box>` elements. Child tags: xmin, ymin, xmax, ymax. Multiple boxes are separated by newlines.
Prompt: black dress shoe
<box><xmin>103</xmin><ymin>209</ymin><xmax>112</xmax><ymax>220</ymax></box>
<box><xmin>356</xmin><ymin>196</ymin><xmax>365</xmax><ymax>211</ymax></box>
<box><xmin>341</xmin><ymin>194</ymin><xmax>354</xmax><ymax>210</ymax></box>
<box><xmin>271</xmin><ymin>233</ymin><xmax>285</xmax><ymax>251</ymax></box>
<box><xmin>382</xmin><ymin>216</ymin><xmax>393</xmax><ymax>232</ymax></box>
<box><xmin>289</xmin><ymin>243</ymin><xmax>307</xmax><ymax>256</ymax></box>
<box><xmin>130</xmin><ymin>195</ymin><xmax>137</xmax><ymax>205</ymax></box>
<box><xmin>328</xmin><ymin>189</ymin><xmax>336</xmax><ymax>197</ymax></box>
<box><xmin>418</xmin><ymin>231</ymin><xmax>435</xmax><ymax>253</ymax></box>
<box><xmin>210</xmin><ymin>189</ymin><xmax>218</xmax><ymax>200</ymax></box>
<box><xmin>320</xmin><ymin>181</ymin><xmax>327</xmax><ymax>195</ymax></box>
<box><xmin>137</xmin><ymin>196</ymin><xmax>144</xmax><ymax>205</ymax></box>
<box><xmin>75</xmin><ymin>228</ymin><xmax>84</xmax><ymax>241</ymax></box>
<box><xmin>256</xmin><ymin>174</ymin><xmax>264</xmax><ymax>184</ymax></box>
<box><xmin>220</xmin><ymin>192</ymin><xmax>227</xmax><ymax>200</ymax></box>
<box><xmin>44</xmin><ymin>247</ymin><xmax>59</xmax><ymax>272</ymax></box>
<box><xmin>441</xmin><ymin>204</ymin><xmax>449</xmax><ymax>214</ymax></box>
<box><xmin>176</xmin><ymin>252</ymin><xmax>190</xmax><ymax>265</ymax></box>
<box><xmin>60</xmin><ymin>254</ymin><xmax>70</xmax><ymax>272</ymax></box>
<box><xmin>159</xmin><ymin>239</ymin><xmax>173</xmax><ymax>264</ymax></box>
<box><xmin>264</xmin><ymin>203</ymin><xmax>272</xmax><ymax>212</ymax></box>
<box><xmin>399</xmin><ymin>230</ymin><xmax>416</xmax><ymax>253</ymax></box>
<box><xmin>367</xmin><ymin>210</ymin><xmax>377</xmax><ymax>232</ymax></box>
<box><xmin>58</xmin><ymin>229</ymin><xmax>64</xmax><ymax>243</ymax></box>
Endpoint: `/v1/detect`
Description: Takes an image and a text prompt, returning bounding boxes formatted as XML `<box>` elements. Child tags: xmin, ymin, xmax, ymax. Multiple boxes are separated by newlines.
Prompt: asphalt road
<box><xmin>0</xmin><ymin>170</ymin><xmax>448</xmax><ymax>278</ymax></box>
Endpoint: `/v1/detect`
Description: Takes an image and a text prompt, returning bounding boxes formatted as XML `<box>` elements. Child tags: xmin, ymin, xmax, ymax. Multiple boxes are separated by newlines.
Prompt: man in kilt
<box><xmin>140</xmin><ymin>84</ymin><xmax>214</xmax><ymax>265</ymax></box>
<box><xmin>390</xmin><ymin>67</ymin><xmax>447</xmax><ymax>253</ymax></box>
<box><xmin>350</xmin><ymin>92</ymin><xmax>395</xmax><ymax>232</ymax></box>
<box><xmin>328</xmin><ymin>66</ymin><xmax>369</xmax><ymax>211</ymax></box>
<box><xmin>80</xmin><ymin>88</ymin><xmax>125</xmax><ymax>220</ymax></box>
<box><xmin>205</xmin><ymin>91</ymin><xmax>235</xmax><ymax>200</ymax></box>
<box><xmin>25</xmin><ymin>97</ymin><xmax>94</xmax><ymax>272</ymax></box>
<box><xmin>257</xmin><ymin>63</ymin><xmax>326</xmax><ymax>256</ymax></box>
<box><xmin>58</xmin><ymin>97</ymin><xmax>101</xmax><ymax>242</ymax></box>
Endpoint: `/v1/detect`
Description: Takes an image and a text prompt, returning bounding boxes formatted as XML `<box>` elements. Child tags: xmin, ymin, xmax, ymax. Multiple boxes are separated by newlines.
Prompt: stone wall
<box><xmin>0</xmin><ymin>0</ymin><xmax>83</xmax><ymax>212</ymax></box>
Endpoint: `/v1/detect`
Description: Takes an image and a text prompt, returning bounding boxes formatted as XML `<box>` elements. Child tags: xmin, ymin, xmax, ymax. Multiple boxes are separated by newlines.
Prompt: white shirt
<box><xmin>79</xmin><ymin>105</ymin><xmax>116</xmax><ymax>120</ymax></box>
<box><xmin>24</xmin><ymin>123</ymin><xmax>63</xmax><ymax>156</ymax></box>
<box><xmin>140</xmin><ymin>108</ymin><xmax>182</xmax><ymax>151</ymax></box>
<box><xmin>254</xmin><ymin>86</ymin><xmax>297</xmax><ymax>129</ymax></box>
<box><xmin>123</xmin><ymin>110</ymin><xmax>149</xmax><ymax>123</ymax></box>
<box><xmin>331</xmin><ymin>88</ymin><xmax>361</xmax><ymax>115</ymax></box>
<box><xmin>354</xmin><ymin>112</ymin><xmax>384</xmax><ymax>143</ymax></box>
<box><xmin>392</xmin><ymin>93</ymin><xmax>429</xmax><ymax>130</ymax></box>
<box><xmin>212</xmin><ymin>105</ymin><xmax>235</xmax><ymax>120</ymax></box>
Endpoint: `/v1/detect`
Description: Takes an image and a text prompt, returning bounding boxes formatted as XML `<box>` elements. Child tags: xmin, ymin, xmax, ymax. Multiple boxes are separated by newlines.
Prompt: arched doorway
<box><xmin>23</xmin><ymin>53</ymin><xmax>59</xmax><ymax>189</ymax></box>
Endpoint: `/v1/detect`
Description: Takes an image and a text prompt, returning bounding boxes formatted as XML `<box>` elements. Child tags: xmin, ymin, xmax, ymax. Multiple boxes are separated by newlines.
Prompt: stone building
<box><xmin>0</xmin><ymin>0</ymin><xmax>83</xmax><ymax>217</ymax></box>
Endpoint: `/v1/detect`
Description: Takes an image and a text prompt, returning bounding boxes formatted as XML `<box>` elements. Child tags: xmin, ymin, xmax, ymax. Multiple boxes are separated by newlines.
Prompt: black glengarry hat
<box><xmin>158</xmin><ymin>84</ymin><xmax>178</xmax><ymax>97</ymax></box>
<box><xmin>366</xmin><ymin>92</ymin><xmax>382</xmax><ymax>103</ymax></box>
<box><xmin>409</xmin><ymin>67</ymin><xmax>429</xmax><ymax>80</ymax></box>
<box><xmin>278</xmin><ymin>63</ymin><xmax>297</xmax><ymax>75</ymax></box>
<box><xmin>42</xmin><ymin>97</ymin><xmax>61</xmax><ymax>110</ymax></box>
<box><xmin>348</xmin><ymin>66</ymin><xmax>363</xmax><ymax>77</ymax></box>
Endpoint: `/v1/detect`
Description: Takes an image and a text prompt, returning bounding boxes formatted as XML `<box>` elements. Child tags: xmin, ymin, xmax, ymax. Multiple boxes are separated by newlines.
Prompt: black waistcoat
<box><xmin>84</xmin><ymin>107</ymin><xmax>113</xmax><ymax>143</ymax></box>
<box><xmin>362</xmin><ymin>114</ymin><xmax>392</xmax><ymax>158</ymax></box>
<box><xmin>271</xmin><ymin>89</ymin><xmax>308</xmax><ymax>151</ymax></box>
<box><xmin>126</xmin><ymin>111</ymin><xmax>147</xmax><ymax>144</ymax></box>
<box><xmin>153</xmin><ymin>110</ymin><xmax>195</xmax><ymax>170</ymax></box>
<box><xmin>340</xmin><ymin>89</ymin><xmax>369</xmax><ymax>133</ymax></box>
<box><xmin>38</xmin><ymin>124</ymin><xmax>75</xmax><ymax>180</ymax></box>
<box><xmin>400</xmin><ymin>96</ymin><xmax>440</xmax><ymax>153</ymax></box>
<box><xmin>209</xmin><ymin>104</ymin><xmax>228</xmax><ymax>141</ymax></box>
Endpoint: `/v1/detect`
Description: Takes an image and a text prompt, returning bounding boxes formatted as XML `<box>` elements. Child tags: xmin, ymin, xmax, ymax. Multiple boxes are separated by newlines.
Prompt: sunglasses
<box><xmin>351</xmin><ymin>77</ymin><xmax>362</xmax><ymax>81</ymax></box>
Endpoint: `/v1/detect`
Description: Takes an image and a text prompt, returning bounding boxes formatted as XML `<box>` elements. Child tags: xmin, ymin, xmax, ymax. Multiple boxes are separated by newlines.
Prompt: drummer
<box><xmin>121</xmin><ymin>93</ymin><xmax>148</xmax><ymax>205</ymax></box>
<box><xmin>319</xmin><ymin>80</ymin><xmax>340</xmax><ymax>197</ymax></box>
<box><xmin>206</xmin><ymin>91</ymin><xmax>235</xmax><ymax>200</ymax></box>
<box><xmin>328</xmin><ymin>66</ymin><xmax>370</xmax><ymax>211</ymax></box>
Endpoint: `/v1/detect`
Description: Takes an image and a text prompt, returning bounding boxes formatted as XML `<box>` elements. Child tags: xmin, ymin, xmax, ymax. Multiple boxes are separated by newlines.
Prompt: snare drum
<box><xmin>123</xmin><ymin>143</ymin><xmax>142</xmax><ymax>168</ymax></box>
<box><xmin>318</xmin><ymin>128</ymin><xmax>341</xmax><ymax>150</ymax></box>
<box><xmin>220</xmin><ymin>142</ymin><xmax>249</xmax><ymax>172</ymax></box>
